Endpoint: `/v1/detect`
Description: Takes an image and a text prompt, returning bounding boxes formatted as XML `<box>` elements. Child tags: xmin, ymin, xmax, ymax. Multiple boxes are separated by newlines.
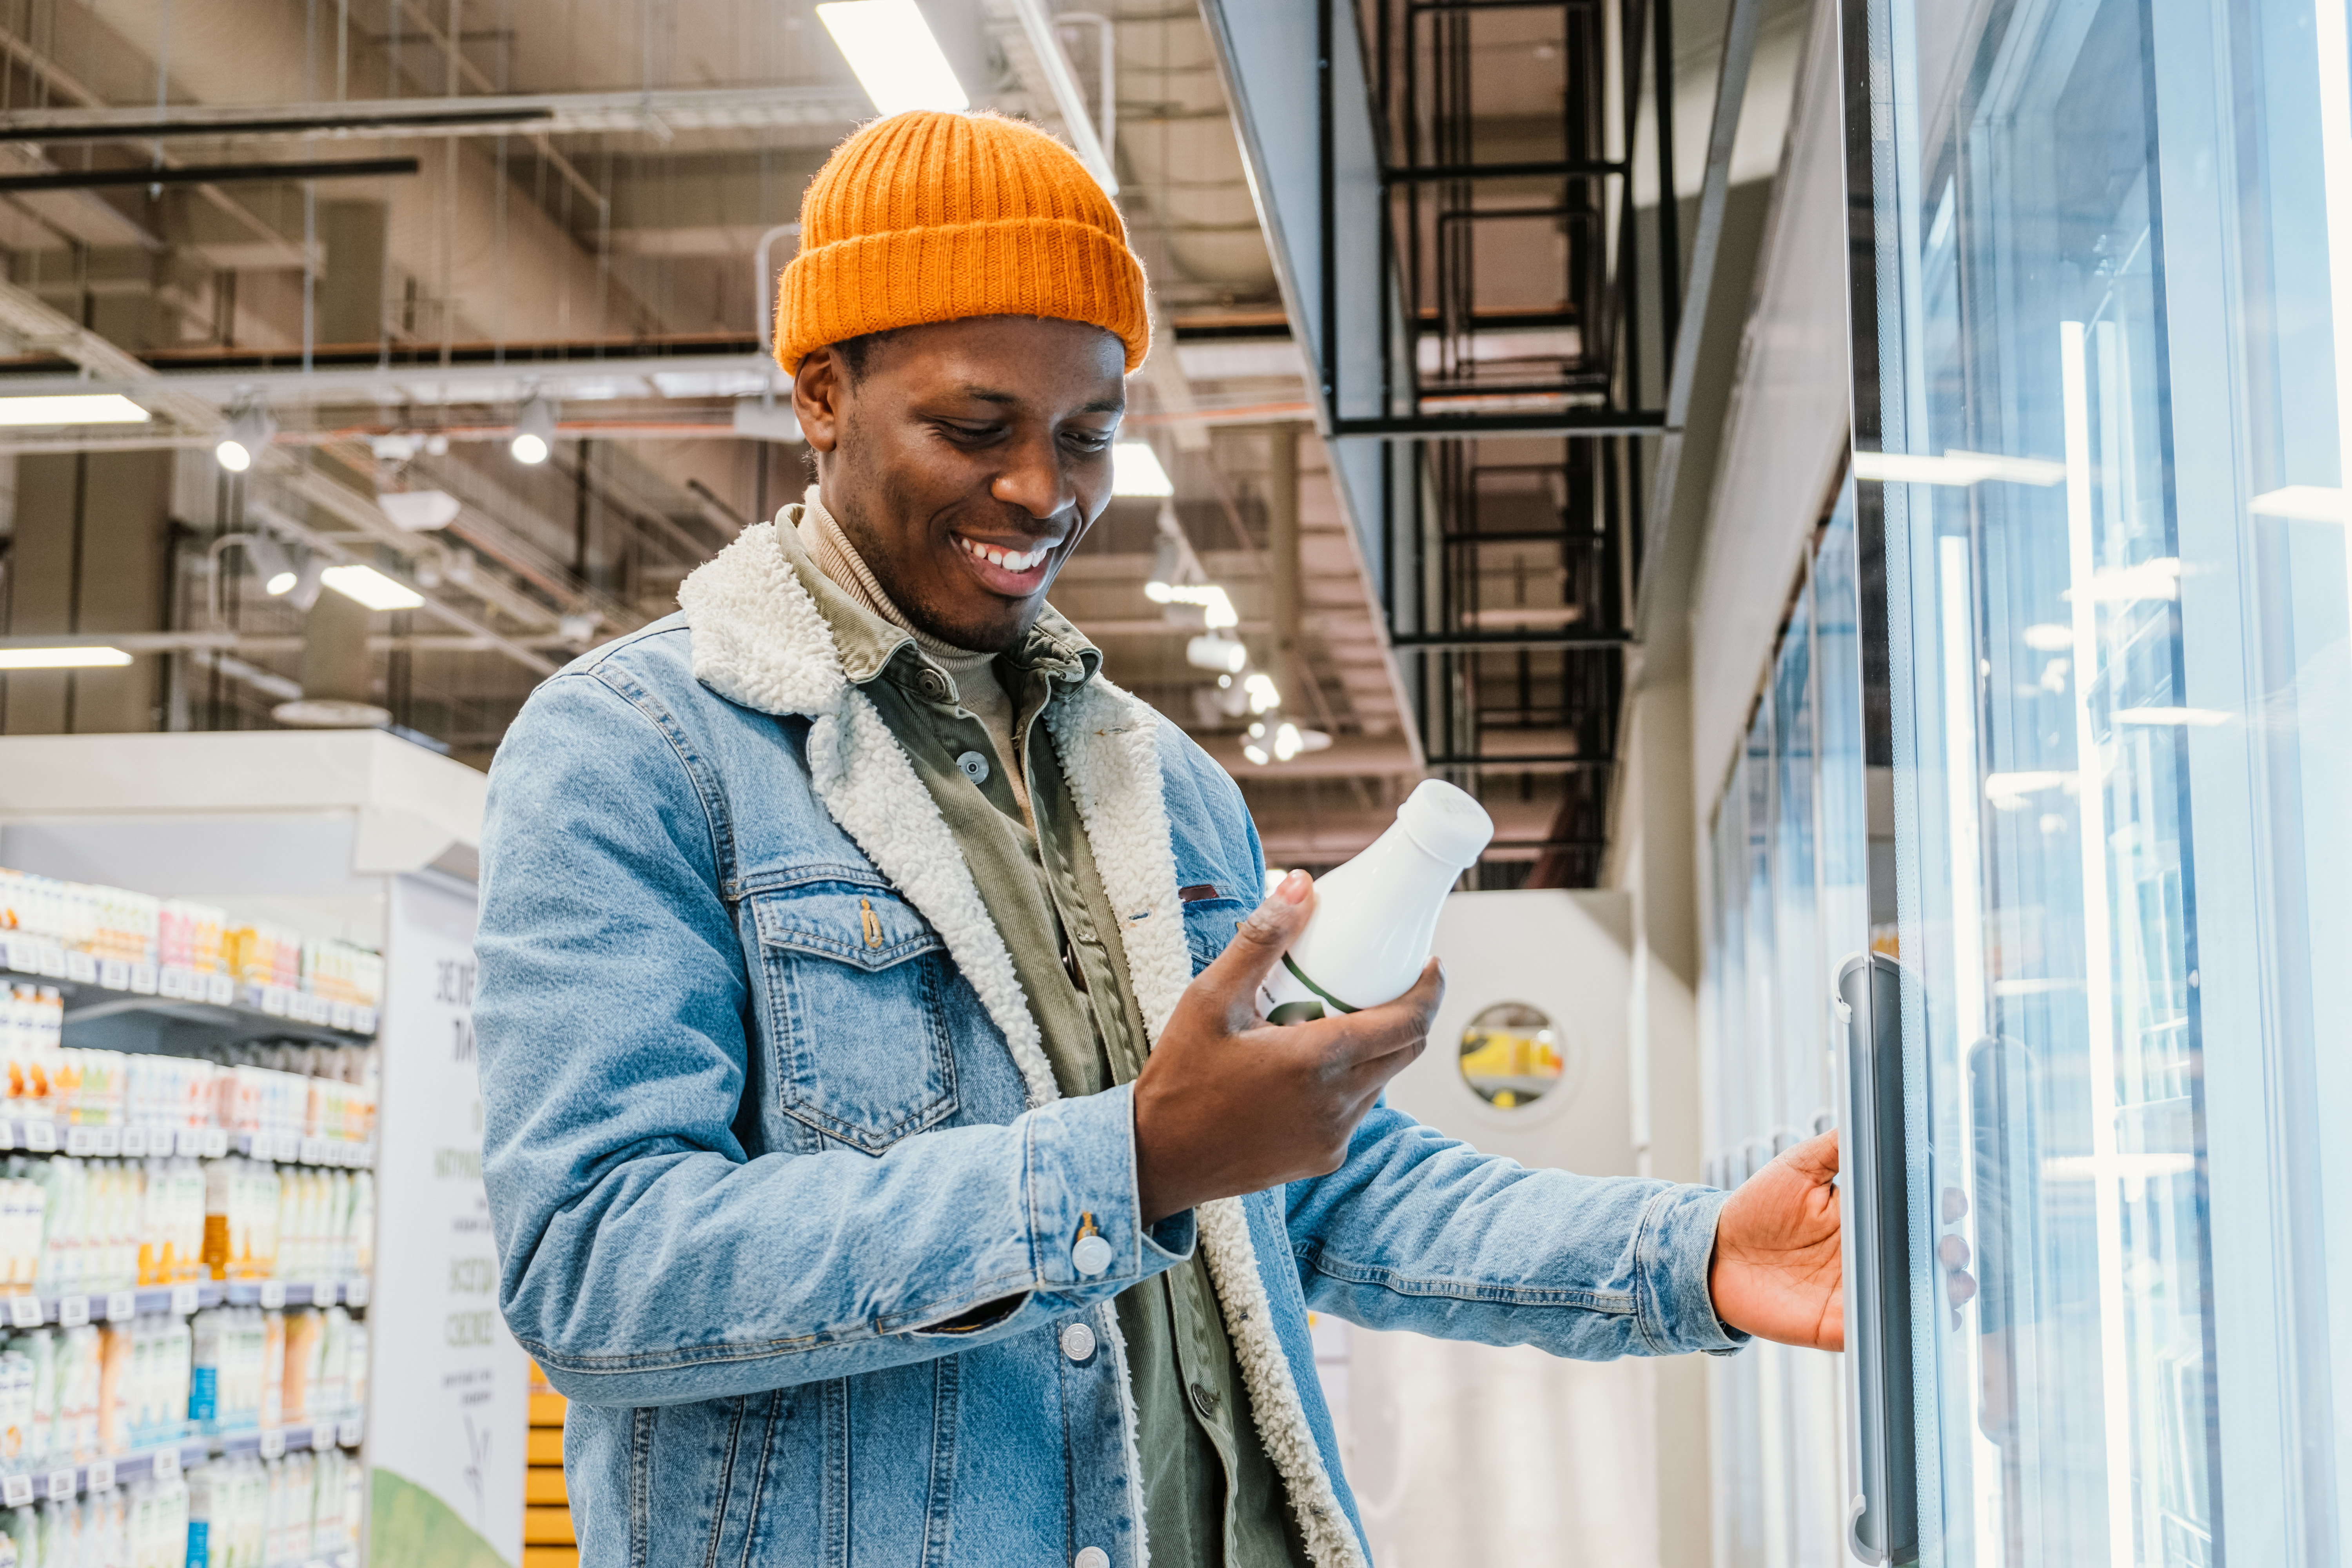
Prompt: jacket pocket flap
<box><xmin>755</xmin><ymin>887</ymin><xmax>942</xmax><ymax>972</ymax></box>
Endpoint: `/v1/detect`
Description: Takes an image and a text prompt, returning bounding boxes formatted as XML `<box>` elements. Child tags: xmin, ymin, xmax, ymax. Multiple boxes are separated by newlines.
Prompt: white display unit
<box><xmin>0</xmin><ymin>731</ymin><xmax>522</xmax><ymax>1568</ymax></box>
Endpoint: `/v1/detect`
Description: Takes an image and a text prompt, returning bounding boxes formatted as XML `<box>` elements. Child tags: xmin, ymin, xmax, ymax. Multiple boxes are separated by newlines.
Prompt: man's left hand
<box><xmin>1708</xmin><ymin>1131</ymin><xmax>1843</xmax><ymax>1350</ymax></box>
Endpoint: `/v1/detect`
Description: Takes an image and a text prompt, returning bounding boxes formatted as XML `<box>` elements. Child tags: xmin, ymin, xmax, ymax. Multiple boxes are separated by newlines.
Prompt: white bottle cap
<box><xmin>1394</xmin><ymin>780</ymin><xmax>1494</xmax><ymax>869</ymax></box>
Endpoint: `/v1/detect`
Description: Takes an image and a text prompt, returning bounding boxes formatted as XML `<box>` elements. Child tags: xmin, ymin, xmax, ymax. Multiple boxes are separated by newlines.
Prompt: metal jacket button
<box><xmin>1071</xmin><ymin>1234</ymin><xmax>1113</xmax><ymax>1276</ymax></box>
<box><xmin>1189</xmin><ymin>1381</ymin><xmax>1221</xmax><ymax>1418</ymax></box>
<box><xmin>1075</xmin><ymin>1550</ymin><xmax>1110</xmax><ymax>1568</ymax></box>
<box><xmin>956</xmin><ymin>750</ymin><xmax>989</xmax><ymax>784</ymax></box>
<box><xmin>1060</xmin><ymin>1321</ymin><xmax>1097</xmax><ymax>1363</ymax></box>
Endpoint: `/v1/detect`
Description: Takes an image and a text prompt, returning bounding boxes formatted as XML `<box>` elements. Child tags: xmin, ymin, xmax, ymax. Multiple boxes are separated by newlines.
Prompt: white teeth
<box><xmin>958</xmin><ymin>535</ymin><xmax>1046</xmax><ymax>572</ymax></box>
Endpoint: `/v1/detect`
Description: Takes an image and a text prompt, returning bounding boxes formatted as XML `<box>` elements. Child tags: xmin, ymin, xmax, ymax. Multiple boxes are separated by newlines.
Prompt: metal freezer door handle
<box><xmin>1837</xmin><ymin>950</ymin><xmax>1918</xmax><ymax>1566</ymax></box>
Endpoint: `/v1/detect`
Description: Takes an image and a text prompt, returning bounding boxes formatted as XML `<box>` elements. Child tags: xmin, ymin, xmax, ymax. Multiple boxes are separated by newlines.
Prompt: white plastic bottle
<box><xmin>1258</xmin><ymin>779</ymin><xmax>1494</xmax><ymax>1023</ymax></box>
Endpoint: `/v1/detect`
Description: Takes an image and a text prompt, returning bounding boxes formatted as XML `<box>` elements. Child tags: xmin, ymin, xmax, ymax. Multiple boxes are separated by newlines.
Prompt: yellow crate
<box><xmin>528</xmin><ymin>1428</ymin><xmax>566</xmax><ymax>1466</ymax></box>
<box><xmin>523</xmin><ymin>1506</ymin><xmax>577</xmax><ymax>1546</ymax></box>
<box><xmin>526</xmin><ymin>1467</ymin><xmax>570</xmax><ymax>1506</ymax></box>
<box><xmin>528</xmin><ymin>1392</ymin><xmax>569</xmax><ymax>1428</ymax></box>
<box><xmin>522</xmin><ymin>1550</ymin><xmax>579</xmax><ymax>1568</ymax></box>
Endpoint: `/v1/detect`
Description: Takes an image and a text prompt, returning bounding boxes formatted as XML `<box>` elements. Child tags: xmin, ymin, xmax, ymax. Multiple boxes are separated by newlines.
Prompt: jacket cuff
<box><xmin>1019</xmin><ymin>1083</ymin><xmax>1189</xmax><ymax>1294</ymax></box>
<box><xmin>1634</xmin><ymin>1183</ymin><xmax>1750</xmax><ymax>1356</ymax></box>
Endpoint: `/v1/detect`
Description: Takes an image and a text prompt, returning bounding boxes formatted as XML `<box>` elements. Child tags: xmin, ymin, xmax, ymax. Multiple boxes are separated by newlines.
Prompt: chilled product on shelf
<box><xmin>2</xmin><ymin>1474</ymin><xmax>191</xmax><ymax>1568</ymax></box>
<box><xmin>186</xmin><ymin>1448</ymin><xmax>357</xmax><ymax>1568</ymax></box>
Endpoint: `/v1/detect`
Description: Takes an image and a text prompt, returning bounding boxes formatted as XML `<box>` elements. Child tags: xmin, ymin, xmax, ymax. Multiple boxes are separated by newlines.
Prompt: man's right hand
<box><xmin>1131</xmin><ymin>869</ymin><xmax>1444</xmax><ymax>1223</ymax></box>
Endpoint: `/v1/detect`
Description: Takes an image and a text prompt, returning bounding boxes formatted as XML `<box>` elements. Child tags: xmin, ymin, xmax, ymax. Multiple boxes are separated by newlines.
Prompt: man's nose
<box><xmin>990</xmin><ymin>432</ymin><xmax>1075</xmax><ymax>521</ymax></box>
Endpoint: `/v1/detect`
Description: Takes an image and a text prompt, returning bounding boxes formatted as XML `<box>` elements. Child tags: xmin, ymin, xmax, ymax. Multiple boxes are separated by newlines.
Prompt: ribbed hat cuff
<box><xmin>775</xmin><ymin>214</ymin><xmax>1150</xmax><ymax>374</ymax></box>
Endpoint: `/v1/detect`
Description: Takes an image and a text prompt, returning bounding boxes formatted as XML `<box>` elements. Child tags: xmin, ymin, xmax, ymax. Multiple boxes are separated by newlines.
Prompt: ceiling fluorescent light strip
<box><xmin>0</xmin><ymin>646</ymin><xmax>132</xmax><ymax>670</ymax></box>
<box><xmin>817</xmin><ymin>1</ymin><xmax>971</xmax><ymax>117</ymax></box>
<box><xmin>0</xmin><ymin>394</ymin><xmax>149</xmax><ymax>426</ymax></box>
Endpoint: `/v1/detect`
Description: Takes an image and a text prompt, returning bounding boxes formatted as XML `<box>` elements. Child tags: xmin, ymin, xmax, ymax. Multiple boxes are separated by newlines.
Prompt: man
<box><xmin>476</xmin><ymin>111</ymin><xmax>1840</xmax><ymax>1568</ymax></box>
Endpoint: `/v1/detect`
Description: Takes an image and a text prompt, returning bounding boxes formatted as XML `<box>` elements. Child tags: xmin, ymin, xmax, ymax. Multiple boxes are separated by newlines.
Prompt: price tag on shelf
<box><xmin>84</xmin><ymin>1458</ymin><xmax>112</xmax><ymax>1493</ymax></box>
<box><xmin>156</xmin><ymin>967</ymin><xmax>183</xmax><ymax>1001</ymax></box>
<box><xmin>56</xmin><ymin>1296</ymin><xmax>88</xmax><ymax>1329</ymax></box>
<box><xmin>97</xmin><ymin>959</ymin><xmax>127</xmax><ymax>992</ymax></box>
<box><xmin>343</xmin><ymin>1278</ymin><xmax>368</xmax><ymax>1309</ymax></box>
<box><xmin>169</xmin><ymin>1285</ymin><xmax>199</xmax><ymax>1317</ymax></box>
<box><xmin>34</xmin><ymin>945</ymin><xmax>65</xmax><ymax>979</ymax></box>
<box><xmin>0</xmin><ymin>1122</ymin><xmax>15</xmax><ymax>1154</ymax></box>
<box><xmin>91</xmin><ymin>1128</ymin><xmax>118</xmax><ymax>1157</ymax></box>
<box><xmin>128</xmin><ymin>965</ymin><xmax>156</xmax><ymax>996</ymax></box>
<box><xmin>258</xmin><ymin>1282</ymin><xmax>286</xmax><ymax>1310</ymax></box>
<box><xmin>329</xmin><ymin>1002</ymin><xmax>353</xmax><ymax>1032</ymax></box>
<box><xmin>7</xmin><ymin>1296</ymin><xmax>42</xmax><ymax>1330</ymax></box>
<box><xmin>104</xmin><ymin>1291</ymin><xmax>134</xmax><ymax>1323</ymax></box>
<box><xmin>352</xmin><ymin>1007</ymin><xmax>376</xmax><ymax>1035</ymax></box>
<box><xmin>311</xmin><ymin>1281</ymin><xmax>338</xmax><ymax>1307</ymax></box>
<box><xmin>258</xmin><ymin>1430</ymin><xmax>285</xmax><ymax>1460</ymax></box>
<box><xmin>3</xmin><ymin>937</ymin><xmax>33</xmax><ymax>973</ymax></box>
<box><xmin>44</xmin><ymin>1468</ymin><xmax>73</xmax><ymax>1503</ymax></box>
<box><xmin>23</xmin><ymin>1122</ymin><xmax>55</xmax><ymax>1154</ymax></box>
<box><xmin>119</xmin><ymin>1127</ymin><xmax>145</xmax><ymax>1158</ymax></box>
<box><xmin>63</xmin><ymin>951</ymin><xmax>95</xmax><ymax>985</ymax></box>
<box><xmin>205</xmin><ymin>974</ymin><xmax>234</xmax><ymax>1006</ymax></box>
<box><xmin>152</xmin><ymin>1446</ymin><xmax>179</xmax><ymax>1481</ymax></box>
<box><xmin>310</xmin><ymin>1425</ymin><xmax>333</xmax><ymax>1452</ymax></box>
<box><xmin>261</xmin><ymin>987</ymin><xmax>289</xmax><ymax>1018</ymax></box>
<box><xmin>63</xmin><ymin>1127</ymin><xmax>94</xmax><ymax>1158</ymax></box>
<box><xmin>2</xmin><ymin>1474</ymin><xmax>31</xmax><ymax>1507</ymax></box>
<box><xmin>201</xmin><ymin>1130</ymin><xmax>227</xmax><ymax>1160</ymax></box>
<box><xmin>336</xmin><ymin>1420</ymin><xmax>361</xmax><ymax>1448</ymax></box>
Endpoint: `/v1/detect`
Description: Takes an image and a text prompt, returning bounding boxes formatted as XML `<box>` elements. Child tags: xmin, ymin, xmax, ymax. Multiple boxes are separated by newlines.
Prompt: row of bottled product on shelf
<box><xmin>0</xmin><ymin>1012</ymin><xmax>377</xmax><ymax>1151</ymax></box>
<box><xmin>0</xmin><ymin>1160</ymin><xmax>373</xmax><ymax>1298</ymax></box>
<box><xmin>0</xmin><ymin>1442</ymin><xmax>361</xmax><ymax>1568</ymax></box>
<box><xmin>0</xmin><ymin>871</ymin><xmax>383</xmax><ymax>1015</ymax></box>
<box><xmin>0</xmin><ymin>1306</ymin><xmax>366</xmax><ymax>1473</ymax></box>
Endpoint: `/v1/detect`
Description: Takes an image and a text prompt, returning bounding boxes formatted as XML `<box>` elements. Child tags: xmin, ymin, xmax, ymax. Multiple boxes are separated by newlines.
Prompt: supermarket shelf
<box><xmin>0</xmin><ymin>1275</ymin><xmax>370</xmax><ymax>1328</ymax></box>
<box><xmin>5</xmin><ymin>936</ymin><xmax>377</xmax><ymax>1045</ymax></box>
<box><xmin>212</xmin><ymin>1418</ymin><xmax>365</xmax><ymax>1462</ymax></box>
<box><xmin>0</xmin><ymin>1117</ymin><xmax>373</xmax><ymax>1169</ymax></box>
<box><xmin>0</xmin><ymin>1436</ymin><xmax>206</xmax><ymax>1505</ymax></box>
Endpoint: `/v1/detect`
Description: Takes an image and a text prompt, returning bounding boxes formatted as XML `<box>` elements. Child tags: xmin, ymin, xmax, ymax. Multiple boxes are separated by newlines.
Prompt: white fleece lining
<box><xmin>680</xmin><ymin>519</ymin><xmax>1359</xmax><ymax>1568</ymax></box>
<box><xmin>1049</xmin><ymin>683</ymin><xmax>1368</xmax><ymax>1568</ymax></box>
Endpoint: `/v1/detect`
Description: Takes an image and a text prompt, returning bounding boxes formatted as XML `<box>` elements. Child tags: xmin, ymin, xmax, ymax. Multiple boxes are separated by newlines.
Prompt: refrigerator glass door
<box><xmin>1838</xmin><ymin>0</ymin><xmax>2352</xmax><ymax>1563</ymax></box>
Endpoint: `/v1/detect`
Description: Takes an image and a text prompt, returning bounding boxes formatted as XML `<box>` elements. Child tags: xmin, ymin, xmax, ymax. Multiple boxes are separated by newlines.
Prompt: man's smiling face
<box><xmin>794</xmin><ymin>315</ymin><xmax>1128</xmax><ymax>653</ymax></box>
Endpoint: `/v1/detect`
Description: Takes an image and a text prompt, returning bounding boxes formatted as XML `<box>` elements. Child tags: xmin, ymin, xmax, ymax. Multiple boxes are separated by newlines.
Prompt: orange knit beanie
<box><xmin>774</xmin><ymin>111</ymin><xmax>1150</xmax><ymax>375</ymax></box>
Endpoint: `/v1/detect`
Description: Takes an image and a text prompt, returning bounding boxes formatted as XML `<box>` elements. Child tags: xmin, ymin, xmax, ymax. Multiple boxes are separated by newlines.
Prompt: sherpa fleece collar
<box><xmin>675</xmin><ymin>519</ymin><xmax>1367</xmax><ymax>1568</ymax></box>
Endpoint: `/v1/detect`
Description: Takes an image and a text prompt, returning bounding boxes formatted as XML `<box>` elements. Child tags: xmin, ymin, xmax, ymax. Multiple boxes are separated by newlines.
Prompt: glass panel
<box><xmin>1840</xmin><ymin>0</ymin><xmax>2352</xmax><ymax>1562</ymax></box>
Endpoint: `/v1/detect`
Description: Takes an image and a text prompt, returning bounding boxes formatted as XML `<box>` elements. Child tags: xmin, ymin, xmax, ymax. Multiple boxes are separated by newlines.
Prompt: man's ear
<box><xmin>794</xmin><ymin>347</ymin><xmax>847</xmax><ymax>454</ymax></box>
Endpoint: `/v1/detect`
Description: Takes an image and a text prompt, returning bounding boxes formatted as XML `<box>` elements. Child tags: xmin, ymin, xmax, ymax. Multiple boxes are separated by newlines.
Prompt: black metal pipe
<box><xmin>1390</xmin><ymin>629</ymin><xmax>1634</xmax><ymax>649</ymax></box>
<box><xmin>0</xmin><ymin>108</ymin><xmax>554</xmax><ymax>144</ymax></box>
<box><xmin>1420</xmin><ymin>754</ymin><xmax>1616</xmax><ymax>768</ymax></box>
<box><xmin>1333</xmin><ymin>409</ymin><xmax>1665</xmax><ymax>437</ymax></box>
<box><xmin>0</xmin><ymin>157</ymin><xmax>420</xmax><ymax>192</ymax></box>
<box><xmin>1383</xmin><ymin>158</ymin><xmax>1625</xmax><ymax>182</ymax></box>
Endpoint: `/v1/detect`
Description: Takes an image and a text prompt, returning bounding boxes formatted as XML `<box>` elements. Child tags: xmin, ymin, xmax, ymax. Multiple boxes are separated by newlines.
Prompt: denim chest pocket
<box><xmin>753</xmin><ymin>884</ymin><xmax>959</xmax><ymax>1153</ymax></box>
<box><xmin>1178</xmin><ymin>893</ymin><xmax>1249</xmax><ymax>975</ymax></box>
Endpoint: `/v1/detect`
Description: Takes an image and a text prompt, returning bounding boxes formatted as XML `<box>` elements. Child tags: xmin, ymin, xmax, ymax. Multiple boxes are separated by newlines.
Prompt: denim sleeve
<box><xmin>1284</xmin><ymin>1104</ymin><xmax>1747</xmax><ymax>1358</ymax></box>
<box><xmin>475</xmin><ymin>670</ymin><xmax>1192</xmax><ymax>1408</ymax></box>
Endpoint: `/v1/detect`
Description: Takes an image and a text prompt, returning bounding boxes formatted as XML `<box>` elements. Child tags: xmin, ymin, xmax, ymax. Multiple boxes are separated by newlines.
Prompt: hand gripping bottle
<box><xmin>1258</xmin><ymin>779</ymin><xmax>1494</xmax><ymax>1024</ymax></box>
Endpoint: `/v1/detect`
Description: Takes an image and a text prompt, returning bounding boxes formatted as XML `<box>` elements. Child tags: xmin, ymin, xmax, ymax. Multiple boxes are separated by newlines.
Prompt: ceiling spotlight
<box><xmin>1112</xmin><ymin>441</ymin><xmax>1175</xmax><ymax>497</ymax></box>
<box><xmin>241</xmin><ymin>531</ymin><xmax>296</xmax><ymax>595</ymax></box>
<box><xmin>1185</xmin><ymin>633</ymin><xmax>1249</xmax><ymax>675</ymax></box>
<box><xmin>284</xmin><ymin>557</ymin><xmax>326</xmax><ymax>612</ymax></box>
<box><xmin>1244</xmin><ymin>671</ymin><xmax>1280</xmax><ymax>715</ymax></box>
<box><xmin>817</xmin><ymin>0</ymin><xmax>972</xmax><ymax>116</ymax></box>
<box><xmin>214</xmin><ymin>405</ymin><xmax>276</xmax><ymax>473</ymax></box>
<box><xmin>376</xmin><ymin>489</ymin><xmax>461</xmax><ymax>532</ymax></box>
<box><xmin>511</xmin><ymin>396</ymin><xmax>558</xmax><ymax>465</ymax></box>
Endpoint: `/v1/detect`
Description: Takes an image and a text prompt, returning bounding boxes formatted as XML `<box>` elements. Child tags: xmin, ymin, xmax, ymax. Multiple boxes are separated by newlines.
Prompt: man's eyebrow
<box><xmin>956</xmin><ymin>385</ymin><xmax>1126</xmax><ymax>417</ymax></box>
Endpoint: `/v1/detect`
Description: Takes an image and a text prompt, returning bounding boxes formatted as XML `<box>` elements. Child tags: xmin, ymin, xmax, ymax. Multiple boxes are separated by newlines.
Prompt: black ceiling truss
<box><xmin>1330</xmin><ymin>0</ymin><xmax>1679</xmax><ymax>886</ymax></box>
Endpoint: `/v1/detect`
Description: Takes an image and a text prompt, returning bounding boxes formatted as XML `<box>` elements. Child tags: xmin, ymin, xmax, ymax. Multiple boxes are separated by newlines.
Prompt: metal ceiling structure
<box><xmin>0</xmin><ymin>0</ymin><xmax>1733</xmax><ymax>878</ymax></box>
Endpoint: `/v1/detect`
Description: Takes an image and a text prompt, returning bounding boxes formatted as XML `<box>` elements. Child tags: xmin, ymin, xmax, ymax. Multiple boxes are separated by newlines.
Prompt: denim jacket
<box><xmin>474</xmin><ymin>522</ymin><xmax>1742</xmax><ymax>1568</ymax></box>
